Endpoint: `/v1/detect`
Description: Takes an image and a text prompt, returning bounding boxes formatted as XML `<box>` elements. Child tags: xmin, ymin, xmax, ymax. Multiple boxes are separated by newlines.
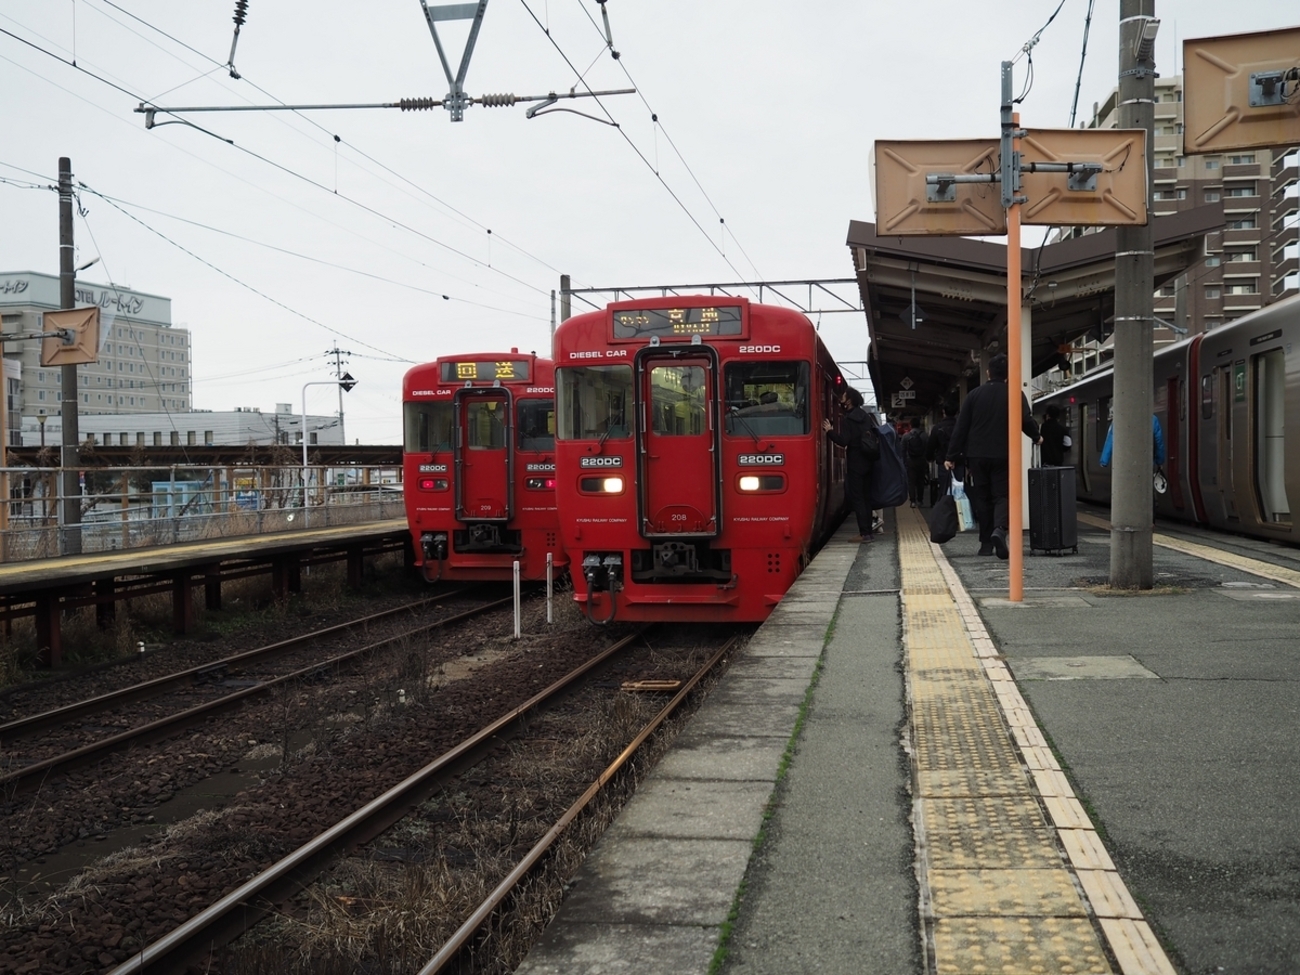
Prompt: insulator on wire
<box><xmin>479</xmin><ymin>93</ymin><xmax>518</xmax><ymax>108</ymax></box>
<box><xmin>399</xmin><ymin>97</ymin><xmax>439</xmax><ymax>112</ymax></box>
<box><xmin>233</xmin><ymin>0</ymin><xmax>249</xmax><ymax>27</ymax></box>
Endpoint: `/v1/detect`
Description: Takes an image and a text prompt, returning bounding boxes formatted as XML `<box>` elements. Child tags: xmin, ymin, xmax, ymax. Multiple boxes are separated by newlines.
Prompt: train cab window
<box><xmin>649</xmin><ymin>364</ymin><xmax>707</xmax><ymax>435</ymax></box>
<box><xmin>556</xmin><ymin>365</ymin><xmax>633</xmax><ymax>440</ymax></box>
<box><xmin>723</xmin><ymin>362</ymin><xmax>810</xmax><ymax>436</ymax></box>
<box><xmin>467</xmin><ymin>401</ymin><xmax>507</xmax><ymax>449</ymax></box>
<box><xmin>404</xmin><ymin>402</ymin><xmax>453</xmax><ymax>453</ymax></box>
<box><xmin>517</xmin><ymin>399</ymin><xmax>556</xmax><ymax>451</ymax></box>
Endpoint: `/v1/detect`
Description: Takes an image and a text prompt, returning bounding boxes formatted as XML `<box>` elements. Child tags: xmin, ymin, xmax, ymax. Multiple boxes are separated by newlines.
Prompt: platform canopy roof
<box><xmin>846</xmin><ymin>204</ymin><xmax>1223</xmax><ymax>416</ymax></box>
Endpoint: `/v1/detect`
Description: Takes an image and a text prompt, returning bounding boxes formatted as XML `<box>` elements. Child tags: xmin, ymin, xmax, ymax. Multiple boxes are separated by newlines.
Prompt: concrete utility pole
<box><xmin>58</xmin><ymin>157</ymin><xmax>82</xmax><ymax>555</ymax></box>
<box><xmin>559</xmin><ymin>274</ymin><xmax>571</xmax><ymax>323</ymax></box>
<box><xmin>327</xmin><ymin>344</ymin><xmax>351</xmax><ymax>444</ymax></box>
<box><xmin>1109</xmin><ymin>1</ymin><xmax>1158</xmax><ymax>588</ymax></box>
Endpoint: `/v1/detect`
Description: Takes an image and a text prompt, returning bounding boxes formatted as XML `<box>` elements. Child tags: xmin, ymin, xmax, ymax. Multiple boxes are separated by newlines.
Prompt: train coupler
<box><xmin>421</xmin><ymin>532</ymin><xmax>448</xmax><ymax>562</ymax></box>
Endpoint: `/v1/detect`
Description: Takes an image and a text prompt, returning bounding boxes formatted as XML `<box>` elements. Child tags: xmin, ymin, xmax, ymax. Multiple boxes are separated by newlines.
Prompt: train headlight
<box><xmin>580</xmin><ymin>476</ymin><xmax>625</xmax><ymax>494</ymax></box>
<box><xmin>736</xmin><ymin>474</ymin><xmax>785</xmax><ymax>492</ymax></box>
<box><xmin>418</xmin><ymin>477</ymin><xmax>449</xmax><ymax>491</ymax></box>
<box><xmin>525</xmin><ymin>477</ymin><xmax>558</xmax><ymax>490</ymax></box>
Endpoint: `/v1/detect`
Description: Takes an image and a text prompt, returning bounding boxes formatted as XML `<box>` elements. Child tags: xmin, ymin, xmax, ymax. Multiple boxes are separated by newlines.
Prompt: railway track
<box><xmin>0</xmin><ymin>590</ymin><xmax>510</xmax><ymax>793</ymax></box>
<box><xmin>106</xmin><ymin>627</ymin><xmax>725</xmax><ymax>974</ymax></box>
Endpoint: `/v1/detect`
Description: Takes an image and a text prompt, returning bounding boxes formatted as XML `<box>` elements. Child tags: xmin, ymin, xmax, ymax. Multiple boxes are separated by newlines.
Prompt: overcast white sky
<box><xmin>0</xmin><ymin>1</ymin><xmax>1288</xmax><ymax>442</ymax></box>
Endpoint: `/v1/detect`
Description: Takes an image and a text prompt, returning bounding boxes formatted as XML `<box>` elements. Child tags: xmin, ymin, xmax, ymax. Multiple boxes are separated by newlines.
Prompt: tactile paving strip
<box><xmin>900</xmin><ymin>507</ymin><xmax>1178</xmax><ymax>975</ymax></box>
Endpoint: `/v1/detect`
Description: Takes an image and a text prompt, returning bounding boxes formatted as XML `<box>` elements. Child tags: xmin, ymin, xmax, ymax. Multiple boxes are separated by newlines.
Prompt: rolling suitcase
<box><xmin>1028</xmin><ymin>466</ymin><xmax>1078</xmax><ymax>555</ymax></box>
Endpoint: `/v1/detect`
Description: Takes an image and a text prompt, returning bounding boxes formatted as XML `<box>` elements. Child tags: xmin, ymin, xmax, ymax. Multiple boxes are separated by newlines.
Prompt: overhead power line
<box><xmin>516</xmin><ymin>0</ymin><xmax>753</xmax><ymax>285</ymax></box>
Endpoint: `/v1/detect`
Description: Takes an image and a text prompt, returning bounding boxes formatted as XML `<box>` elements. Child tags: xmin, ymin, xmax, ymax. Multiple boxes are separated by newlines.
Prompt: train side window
<box><xmin>517</xmin><ymin>399</ymin><xmax>555</xmax><ymax>451</ymax></box>
<box><xmin>555</xmin><ymin>365</ymin><xmax>633</xmax><ymax>440</ymax></box>
<box><xmin>1201</xmin><ymin>374</ymin><xmax>1214</xmax><ymax>420</ymax></box>
<box><xmin>723</xmin><ymin>361</ymin><xmax>810</xmax><ymax>436</ymax></box>
<box><xmin>403</xmin><ymin>402</ymin><xmax>453</xmax><ymax>453</ymax></box>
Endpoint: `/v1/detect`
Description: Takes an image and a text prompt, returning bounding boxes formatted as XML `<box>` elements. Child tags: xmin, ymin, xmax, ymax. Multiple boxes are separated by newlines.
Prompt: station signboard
<box><xmin>1183</xmin><ymin>26</ymin><xmax>1300</xmax><ymax>154</ymax></box>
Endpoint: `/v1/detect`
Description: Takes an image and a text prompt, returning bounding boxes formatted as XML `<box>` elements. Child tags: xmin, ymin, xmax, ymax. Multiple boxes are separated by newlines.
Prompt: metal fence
<box><xmin>0</xmin><ymin>464</ymin><xmax>405</xmax><ymax>563</ymax></box>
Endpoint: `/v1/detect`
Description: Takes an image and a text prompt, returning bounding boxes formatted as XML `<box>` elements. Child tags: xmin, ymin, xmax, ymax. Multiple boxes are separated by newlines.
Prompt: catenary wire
<box><xmin>0</xmin><ymin>22</ymin><xmax>554</xmax><ymax>302</ymax></box>
<box><xmin>88</xmin><ymin>0</ymin><xmax>577</xmax><ymax>285</ymax></box>
<box><xmin>574</xmin><ymin>0</ymin><xmax>763</xmax><ymax>280</ymax></box>
<box><xmin>517</xmin><ymin>0</ymin><xmax>752</xmax><ymax>286</ymax></box>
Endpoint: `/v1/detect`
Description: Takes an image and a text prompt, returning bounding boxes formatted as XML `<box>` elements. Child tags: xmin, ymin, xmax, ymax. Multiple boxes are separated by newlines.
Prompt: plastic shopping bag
<box><xmin>951</xmin><ymin>480</ymin><xmax>976</xmax><ymax>532</ymax></box>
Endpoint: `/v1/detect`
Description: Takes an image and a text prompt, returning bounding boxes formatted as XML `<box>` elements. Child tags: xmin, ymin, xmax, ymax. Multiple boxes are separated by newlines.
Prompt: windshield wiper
<box><xmin>728</xmin><ymin>408</ymin><xmax>762</xmax><ymax>447</ymax></box>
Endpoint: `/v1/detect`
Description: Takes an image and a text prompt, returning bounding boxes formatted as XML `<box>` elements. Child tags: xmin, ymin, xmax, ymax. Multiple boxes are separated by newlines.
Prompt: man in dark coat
<box><xmin>901</xmin><ymin>423</ymin><xmax>929</xmax><ymax>508</ymax></box>
<box><xmin>927</xmin><ymin>401</ymin><xmax>958</xmax><ymax>495</ymax></box>
<box><xmin>822</xmin><ymin>386</ymin><xmax>875</xmax><ymax>542</ymax></box>
<box><xmin>1039</xmin><ymin>405</ymin><xmax>1069</xmax><ymax>466</ymax></box>
<box><xmin>944</xmin><ymin>355</ymin><xmax>1041</xmax><ymax>559</ymax></box>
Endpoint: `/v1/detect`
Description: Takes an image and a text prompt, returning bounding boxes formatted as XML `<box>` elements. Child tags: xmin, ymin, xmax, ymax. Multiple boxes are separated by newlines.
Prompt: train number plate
<box><xmin>738</xmin><ymin>454</ymin><xmax>785</xmax><ymax>466</ymax></box>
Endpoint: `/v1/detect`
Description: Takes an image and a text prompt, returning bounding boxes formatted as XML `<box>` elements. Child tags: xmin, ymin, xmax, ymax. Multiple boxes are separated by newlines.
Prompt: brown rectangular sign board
<box><xmin>1184</xmin><ymin>26</ymin><xmax>1300</xmax><ymax>154</ymax></box>
<box><xmin>873</xmin><ymin>139</ymin><xmax>1006</xmax><ymax>237</ymax></box>
<box><xmin>1019</xmin><ymin>128</ymin><xmax>1148</xmax><ymax>227</ymax></box>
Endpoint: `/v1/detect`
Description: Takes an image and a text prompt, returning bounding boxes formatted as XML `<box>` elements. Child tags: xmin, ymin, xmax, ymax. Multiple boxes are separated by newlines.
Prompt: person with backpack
<box><xmin>944</xmin><ymin>355</ymin><xmax>1042</xmax><ymax>559</ymax></box>
<box><xmin>822</xmin><ymin>386</ymin><xmax>877</xmax><ymax>542</ymax></box>
<box><xmin>902</xmin><ymin>422</ymin><xmax>929</xmax><ymax>508</ymax></box>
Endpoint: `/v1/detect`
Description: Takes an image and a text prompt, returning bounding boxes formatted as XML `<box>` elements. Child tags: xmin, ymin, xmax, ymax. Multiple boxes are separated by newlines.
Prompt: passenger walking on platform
<box><xmin>823</xmin><ymin>387</ymin><xmax>876</xmax><ymax>542</ymax></box>
<box><xmin>1039</xmin><ymin>405</ymin><xmax>1070</xmax><ymax>466</ymax></box>
<box><xmin>902</xmin><ymin>423</ymin><xmax>929</xmax><ymax>507</ymax></box>
<box><xmin>944</xmin><ymin>355</ymin><xmax>1041</xmax><ymax>560</ymax></box>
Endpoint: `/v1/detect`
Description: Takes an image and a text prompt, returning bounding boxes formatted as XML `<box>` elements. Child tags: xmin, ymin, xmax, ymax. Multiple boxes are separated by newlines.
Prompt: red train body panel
<box><xmin>553</xmin><ymin>297</ymin><xmax>848</xmax><ymax>623</ymax></box>
<box><xmin>402</xmin><ymin>352</ymin><xmax>566</xmax><ymax>582</ymax></box>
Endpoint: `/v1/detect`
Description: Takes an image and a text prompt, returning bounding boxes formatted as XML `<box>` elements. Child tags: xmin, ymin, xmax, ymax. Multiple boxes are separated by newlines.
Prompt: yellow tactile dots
<box><xmin>898</xmin><ymin>508</ymin><xmax>1177</xmax><ymax>975</ymax></box>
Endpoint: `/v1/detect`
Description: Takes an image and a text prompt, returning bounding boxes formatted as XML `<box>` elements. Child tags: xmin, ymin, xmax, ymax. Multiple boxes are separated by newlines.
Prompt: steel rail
<box><xmin>0</xmin><ymin>595</ymin><xmax>512</xmax><ymax>794</ymax></box>
<box><xmin>106</xmin><ymin>628</ymin><xmax>647</xmax><ymax>975</ymax></box>
<box><xmin>418</xmin><ymin>633</ymin><xmax>740</xmax><ymax>974</ymax></box>
<box><xmin>0</xmin><ymin>590</ymin><xmax>469</xmax><ymax>744</ymax></box>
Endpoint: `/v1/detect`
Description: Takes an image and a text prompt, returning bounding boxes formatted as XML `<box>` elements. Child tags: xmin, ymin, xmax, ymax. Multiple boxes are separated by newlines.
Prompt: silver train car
<box><xmin>1036</xmin><ymin>294</ymin><xmax>1300</xmax><ymax>542</ymax></box>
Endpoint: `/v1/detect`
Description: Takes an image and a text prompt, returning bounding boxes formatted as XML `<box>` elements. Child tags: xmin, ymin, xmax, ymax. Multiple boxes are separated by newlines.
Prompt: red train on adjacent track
<box><xmin>552</xmin><ymin>296</ymin><xmax>849</xmax><ymax>623</ymax></box>
<box><xmin>402</xmin><ymin>351</ymin><xmax>566</xmax><ymax>582</ymax></box>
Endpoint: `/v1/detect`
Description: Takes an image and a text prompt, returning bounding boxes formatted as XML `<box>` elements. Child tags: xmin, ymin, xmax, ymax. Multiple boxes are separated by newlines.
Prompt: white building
<box><xmin>20</xmin><ymin>404</ymin><xmax>343</xmax><ymax>449</ymax></box>
<box><xmin>0</xmin><ymin>270</ymin><xmax>193</xmax><ymax>420</ymax></box>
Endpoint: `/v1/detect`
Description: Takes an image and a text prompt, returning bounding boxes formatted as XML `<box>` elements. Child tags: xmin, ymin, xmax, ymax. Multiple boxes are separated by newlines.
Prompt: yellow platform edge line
<box><xmin>1076</xmin><ymin>510</ymin><xmax>1300</xmax><ymax>590</ymax></box>
<box><xmin>910</xmin><ymin>507</ymin><xmax>1180</xmax><ymax>975</ymax></box>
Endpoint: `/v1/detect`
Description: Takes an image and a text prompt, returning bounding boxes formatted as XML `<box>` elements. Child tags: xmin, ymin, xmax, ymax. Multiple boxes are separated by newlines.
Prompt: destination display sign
<box><xmin>612</xmin><ymin>306</ymin><xmax>743</xmax><ymax>339</ymax></box>
<box><xmin>440</xmin><ymin>360</ymin><xmax>530</xmax><ymax>382</ymax></box>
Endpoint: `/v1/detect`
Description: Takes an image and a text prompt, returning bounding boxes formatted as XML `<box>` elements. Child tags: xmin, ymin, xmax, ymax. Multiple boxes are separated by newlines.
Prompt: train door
<box><xmin>1078</xmin><ymin>402</ymin><xmax>1091</xmax><ymax>495</ymax></box>
<box><xmin>455</xmin><ymin>390</ymin><xmax>512</xmax><ymax>523</ymax></box>
<box><xmin>1165</xmin><ymin>377</ymin><xmax>1185</xmax><ymax>511</ymax></box>
<box><xmin>1218</xmin><ymin>366</ymin><xmax>1237</xmax><ymax>519</ymax></box>
<box><xmin>638</xmin><ymin>355</ymin><xmax>719</xmax><ymax>536</ymax></box>
<box><xmin>1253</xmin><ymin>347</ymin><xmax>1290</xmax><ymax>526</ymax></box>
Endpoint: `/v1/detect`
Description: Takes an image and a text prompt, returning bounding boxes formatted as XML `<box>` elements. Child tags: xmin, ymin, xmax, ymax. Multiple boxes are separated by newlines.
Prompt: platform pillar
<box><xmin>347</xmin><ymin>544</ymin><xmax>364</xmax><ymax>590</ymax></box>
<box><xmin>204</xmin><ymin>564</ymin><xmax>222</xmax><ymax>611</ymax></box>
<box><xmin>172</xmin><ymin>573</ymin><xmax>194</xmax><ymax>634</ymax></box>
<box><xmin>94</xmin><ymin>578</ymin><xmax>117</xmax><ymax>630</ymax></box>
<box><xmin>34</xmin><ymin>590</ymin><xmax>62</xmax><ymax>668</ymax></box>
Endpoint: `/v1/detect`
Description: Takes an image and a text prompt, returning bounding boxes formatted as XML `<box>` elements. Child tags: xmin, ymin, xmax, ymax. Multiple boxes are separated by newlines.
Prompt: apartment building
<box><xmin>1046</xmin><ymin>75</ymin><xmax>1298</xmax><ymax>386</ymax></box>
<box><xmin>0</xmin><ymin>271</ymin><xmax>193</xmax><ymax>420</ymax></box>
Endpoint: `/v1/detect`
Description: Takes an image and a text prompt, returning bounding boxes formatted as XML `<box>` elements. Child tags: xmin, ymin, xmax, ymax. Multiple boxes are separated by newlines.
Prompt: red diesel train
<box><xmin>402</xmin><ymin>351</ymin><xmax>566</xmax><ymax>582</ymax></box>
<box><xmin>552</xmin><ymin>296</ymin><xmax>849</xmax><ymax>623</ymax></box>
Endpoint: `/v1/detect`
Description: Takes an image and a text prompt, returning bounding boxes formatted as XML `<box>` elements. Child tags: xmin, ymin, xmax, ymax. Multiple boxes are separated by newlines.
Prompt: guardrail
<box><xmin>0</xmin><ymin>464</ymin><xmax>405</xmax><ymax>563</ymax></box>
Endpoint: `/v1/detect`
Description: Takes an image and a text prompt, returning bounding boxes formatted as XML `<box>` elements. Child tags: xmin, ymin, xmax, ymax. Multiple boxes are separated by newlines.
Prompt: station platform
<box><xmin>516</xmin><ymin>506</ymin><xmax>1300</xmax><ymax>974</ymax></box>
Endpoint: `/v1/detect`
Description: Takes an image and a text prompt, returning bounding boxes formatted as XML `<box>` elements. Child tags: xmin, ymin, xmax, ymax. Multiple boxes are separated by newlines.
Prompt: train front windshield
<box><xmin>556</xmin><ymin>365</ymin><xmax>633</xmax><ymax>440</ymax></box>
<box><xmin>724</xmin><ymin>361</ymin><xmax>810</xmax><ymax>436</ymax></box>
<box><xmin>404</xmin><ymin>402</ymin><xmax>453</xmax><ymax>452</ymax></box>
<box><xmin>518</xmin><ymin>399</ymin><xmax>556</xmax><ymax>451</ymax></box>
